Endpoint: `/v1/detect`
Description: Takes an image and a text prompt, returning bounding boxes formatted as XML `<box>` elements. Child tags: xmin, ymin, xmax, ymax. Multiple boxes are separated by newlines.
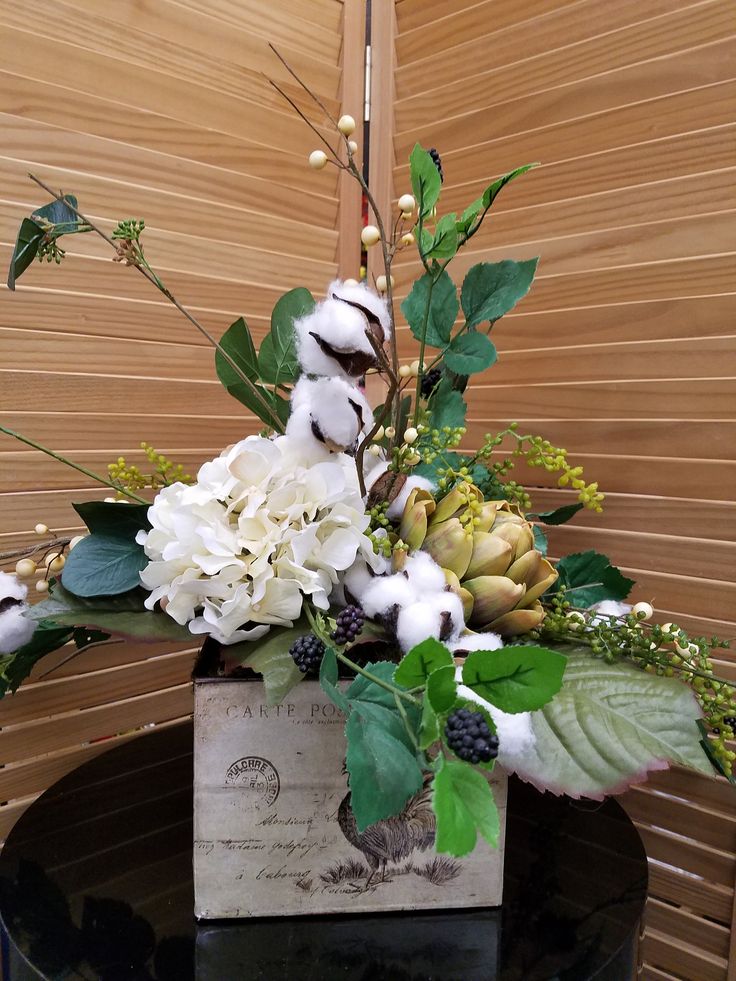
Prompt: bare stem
<box><xmin>36</xmin><ymin>638</ymin><xmax>124</xmax><ymax>681</ymax></box>
<box><xmin>0</xmin><ymin>538</ymin><xmax>71</xmax><ymax>562</ymax></box>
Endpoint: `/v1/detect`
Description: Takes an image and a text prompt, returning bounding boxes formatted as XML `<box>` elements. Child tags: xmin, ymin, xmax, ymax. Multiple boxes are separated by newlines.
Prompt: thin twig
<box><xmin>37</xmin><ymin>637</ymin><xmax>124</xmax><ymax>681</ymax></box>
<box><xmin>266</xmin><ymin>78</ymin><xmax>343</xmax><ymax>165</ymax></box>
<box><xmin>0</xmin><ymin>538</ymin><xmax>71</xmax><ymax>562</ymax></box>
<box><xmin>269</xmin><ymin>44</ymin><xmax>339</xmax><ymax>126</ymax></box>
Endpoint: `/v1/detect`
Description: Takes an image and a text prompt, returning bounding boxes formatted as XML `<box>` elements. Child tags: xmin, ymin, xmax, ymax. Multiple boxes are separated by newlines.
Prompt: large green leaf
<box><xmin>444</xmin><ymin>331</ymin><xmax>497</xmax><ymax>375</ymax></box>
<box><xmin>393</xmin><ymin>637</ymin><xmax>454</xmax><ymax>689</ymax></box>
<box><xmin>61</xmin><ymin>534</ymin><xmax>148</xmax><ymax>597</ymax></box>
<box><xmin>426</xmin><ymin>213</ymin><xmax>458</xmax><ymax>260</ymax></box>
<box><xmin>32</xmin><ymin>195</ymin><xmax>80</xmax><ymax>230</ymax></box>
<box><xmin>258</xmin><ymin>287</ymin><xmax>313</xmax><ymax>385</ymax></box>
<box><xmin>427</xmin><ymin>376</ymin><xmax>466</xmax><ymax>430</ymax></box>
<box><xmin>460</xmin><ymin>259</ymin><xmax>538</xmax><ymax>328</ymax></box>
<box><xmin>216</xmin><ymin>316</ymin><xmax>259</xmax><ymax>387</ymax></box>
<box><xmin>462</xmin><ymin>645</ymin><xmax>566</xmax><ymax>713</ymax></box>
<box><xmin>319</xmin><ymin>646</ymin><xmax>349</xmax><ymax>713</ymax></box>
<box><xmin>234</xmin><ymin>623</ymin><xmax>306</xmax><ymax>705</ymax></box>
<box><xmin>433</xmin><ymin>757</ymin><xmax>500</xmax><ymax>857</ymax></box>
<box><xmin>73</xmin><ymin>501</ymin><xmax>151</xmax><ymax>538</ymax></box>
<box><xmin>554</xmin><ymin>550</ymin><xmax>634</xmax><ymax>606</ymax></box>
<box><xmin>410</xmin><ymin>143</ymin><xmax>442</xmax><ymax>218</ymax></box>
<box><xmin>401</xmin><ymin>270</ymin><xmax>458</xmax><ymax>349</ymax></box>
<box><xmin>7</xmin><ymin>218</ymin><xmax>43</xmax><ymax>290</ymax></box>
<box><xmin>0</xmin><ymin>623</ymin><xmax>74</xmax><ymax>697</ymax></box>
<box><xmin>506</xmin><ymin>648</ymin><xmax>713</xmax><ymax>798</ymax></box>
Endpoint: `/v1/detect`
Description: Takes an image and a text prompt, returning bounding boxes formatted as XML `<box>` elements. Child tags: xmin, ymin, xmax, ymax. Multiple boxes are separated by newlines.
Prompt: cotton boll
<box><xmin>386</xmin><ymin>475</ymin><xmax>434</xmax><ymax>520</ymax></box>
<box><xmin>589</xmin><ymin>599</ymin><xmax>632</xmax><ymax>626</ymax></box>
<box><xmin>287</xmin><ymin>377</ymin><xmax>372</xmax><ymax>455</ymax></box>
<box><xmin>403</xmin><ymin>551</ymin><xmax>448</xmax><ymax>595</ymax></box>
<box><xmin>0</xmin><ymin>571</ymin><xmax>28</xmax><ymax>604</ymax></box>
<box><xmin>328</xmin><ymin>278</ymin><xmax>391</xmax><ymax>342</ymax></box>
<box><xmin>364</xmin><ymin>458</ymin><xmax>389</xmax><ymax>493</ymax></box>
<box><xmin>0</xmin><ymin>605</ymin><xmax>36</xmax><ymax>654</ymax></box>
<box><xmin>396</xmin><ymin>600</ymin><xmax>443</xmax><ymax>652</ymax></box>
<box><xmin>294</xmin><ymin>297</ymin><xmax>377</xmax><ymax>379</ymax></box>
<box><xmin>455</xmin><ymin>677</ymin><xmax>535</xmax><ymax>759</ymax></box>
<box><xmin>361</xmin><ymin>573</ymin><xmax>417</xmax><ymax>618</ymax></box>
<box><xmin>429</xmin><ymin>589</ymin><xmax>465</xmax><ymax>643</ymax></box>
<box><xmin>450</xmin><ymin>632</ymin><xmax>504</xmax><ymax>654</ymax></box>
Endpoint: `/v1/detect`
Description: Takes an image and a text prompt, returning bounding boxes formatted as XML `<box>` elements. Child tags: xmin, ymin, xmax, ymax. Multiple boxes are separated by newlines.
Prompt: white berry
<box><xmin>400</xmin><ymin>232</ymin><xmax>415</xmax><ymax>246</ymax></box>
<box><xmin>343</xmin><ymin>278</ymin><xmax>359</xmax><ymax>287</ymax></box>
<box><xmin>398</xmin><ymin>193</ymin><xmax>415</xmax><ymax>213</ymax></box>
<box><xmin>361</xmin><ymin>225</ymin><xmax>380</xmax><ymax>247</ymax></box>
<box><xmin>15</xmin><ymin>558</ymin><xmax>36</xmax><ymax>578</ymax></box>
<box><xmin>34</xmin><ymin>523</ymin><xmax>48</xmax><ymax>536</ymax></box>
<box><xmin>398</xmin><ymin>364</ymin><xmax>412</xmax><ymax>378</ymax></box>
<box><xmin>632</xmin><ymin>601</ymin><xmax>654</xmax><ymax>620</ymax></box>
<box><xmin>338</xmin><ymin>114</ymin><xmax>356</xmax><ymax>136</ymax></box>
<box><xmin>368</xmin><ymin>444</ymin><xmax>382</xmax><ymax>457</ymax></box>
<box><xmin>308</xmin><ymin>150</ymin><xmax>328</xmax><ymax>170</ymax></box>
<box><xmin>410</xmin><ymin>359</ymin><xmax>420</xmax><ymax>377</ymax></box>
<box><xmin>44</xmin><ymin>552</ymin><xmax>61</xmax><ymax>568</ymax></box>
<box><xmin>69</xmin><ymin>535</ymin><xmax>85</xmax><ymax>550</ymax></box>
<box><xmin>348</xmin><ymin>140</ymin><xmax>358</xmax><ymax>153</ymax></box>
<box><xmin>48</xmin><ymin>554</ymin><xmax>66</xmax><ymax>574</ymax></box>
<box><xmin>385</xmin><ymin>427</ymin><xmax>396</xmax><ymax>439</ymax></box>
<box><xmin>403</xmin><ymin>427</ymin><xmax>418</xmax><ymax>445</ymax></box>
<box><xmin>35</xmin><ymin>580</ymin><xmax>49</xmax><ymax>594</ymax></box>
<box><xmin>374</xmin><ymin>426</ymin><xmax>385</xmax><ymax>440</ymax></box>
<box><xmin>376</xmin><ymin>274</ymin><xmax>394</xmax><ymax>292</ymax></box>
<box><xmin>401</xmin><ymin>211</ymin><xmax>413</xmax><ymax>221</ymax></box>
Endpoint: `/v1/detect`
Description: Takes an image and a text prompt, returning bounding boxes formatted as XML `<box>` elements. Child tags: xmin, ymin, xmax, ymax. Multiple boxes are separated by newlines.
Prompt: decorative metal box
<box><xmin>193</xmin><ymin>674</ymin><xmax>506</xmax><ymax>919</ymax></box>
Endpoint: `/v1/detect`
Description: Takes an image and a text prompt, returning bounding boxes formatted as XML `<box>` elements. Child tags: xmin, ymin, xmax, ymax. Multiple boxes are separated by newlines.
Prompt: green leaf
<box><xmin>481</xmin><ymin>164</ymin><xmax>538</xmax><ymax>209</ymax></box>
<box><xmin>462</xmin><ymin>645</ymin><xmax>566</xmax><ymax>713</ymax></box>
<box><xmin>426</xmin><ymin>664</ymin><xmax>457</xmax><ymax>713</ymax></box>
<box><xmin>427</xmin><ymin>375</ymin><xmax>466</xmax><ymax>431</ymax></box>
<box><xmin>259</xmin><ymin>288</ymin><xmax>314</xmax><ymax>385</ymax></box>
<box><xmin>533</xmin><ymin>502</ymin><xmax>584</xmax><ymax>526</ymax></box>
<box><xmin>444</xmin><ymin>331</ymin><xmax>497</xmax><ymax>375</ymax></box>
<box><xmin>216</xmin><ymin>316</ymin><xmax>259</xmax><ymax>388</ymax></box>
<box><xmin>554</xmin><ymin>550</ymin><xmax>635</xmax><ymax>607</ymax></box>
<box><xmin>401</xmin><ymin>270</ymin><xmax>458</xmax><ymax>349</ymax></box>
<box><xmin>61</xmin><ymin>535</ymin><xmax>148</xmax><ymax>597</ymax></box>
<box><xmin>73</xmin><ymin>501</ymin><xmax>150</xmax><ymax>539</ymax></box>
<box><xmin>7</xmin><ymin>218</ymin><xmax>43</xmax><ymax>290</ymax></box>
<box><xmin>319</xmin><ymin>646</ymin><xmax>349</xmax><ymax>713</ymax></box>
<box><xmin>345</xmin><ymin>707</ymin><xmax>424</xmax><ymax>831</ymax></box>
<box><xmin>410</xmin><ymin>143</ymin><xmax>442</xmax><ymax>218</ymax></box>
<box><xmin>32</xmin><ymin>195</ymin><xmax>80</xmax><ymax>228</ymax></box>
<box><xmin>426</xmin><ymin>213</ymin><xmax>458</xmax><ymax>260</ymax></box>
<box><xmin>510</xmin><ymin>647</ymin><xmax>713</xmax><ymax>798</ymax></box>
<box><xmin>0</xmin><ymin>623</ymin><xmax>74</xmax><ymax>697</ymax></box>
<box><xmin>456</xmin><ymin>198</ymin><xmax>484</xmax><ymax>236</ymax></box>
<box><xmin>234</xmin><ymin>624</ymin><xmax>306</xmax><ymax>705</ymax></box>
<box><xmin>394</xmin><ymin>637</ymin><xmax>454</xmax><ymax>688</ymax></box>
<box><xmin>461</xmin><ymin>259</ymin><xmax>538</xmax><ymax>328</ymax></box>
<box><xmin>433</xmin><ymin>757</ymin><xmax>500</xmax><ymax>857</ymax></box>
<box><xmin>419</xmin><ymin>696</ymin><xmax>440</xmax><ymax>749</ymax></box>
<box><xmin>532</xmin><ymin>525</ymin><xmax>548</xmax><ymax>556</ymax></box>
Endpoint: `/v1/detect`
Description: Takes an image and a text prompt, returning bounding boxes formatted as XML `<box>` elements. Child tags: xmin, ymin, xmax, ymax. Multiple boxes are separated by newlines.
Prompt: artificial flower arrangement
<box><xmin>1</xmin><ymin>58</ymin><xmax>734</xmax><ymax>864</ymax></box>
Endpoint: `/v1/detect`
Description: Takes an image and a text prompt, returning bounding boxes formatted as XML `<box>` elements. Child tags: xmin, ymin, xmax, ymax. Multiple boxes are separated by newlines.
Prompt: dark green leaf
<box><xmin>319</xmin><ymin>646</ymin><xmax>349</xmax><ymax>713</ymax></box>
<box><xmin>0</xmin><ymin>623</ymin><xmax>74</xmax><ymax>697</ymax></box>
<box><xmin>393</xmin><ymin>637</ymin><xmax>454</xmax><ymax>688</ymax></box>
<box><xmin>462</xmin><ymin>645</ymin><xmax>566</xmax><ymax>713</ymax></box>
<box><xmin>7</xmin><ymin>218</ymin><xmax>43</xmax><ymax>290</ymax></box>
<box><xmin>73</xmin><ymin>501</ymin><xmax>150</xmax><ymax>539</ymax></box>
<box><xmin>461</xmin><ymin>259</ymin><xmax>538</xmax><ymax>328</ymax></box>
<box><xmin>444</xmin><ymin>331</ymin><xmax>497</xmax><ymax>375</ymax></box>
<box><xmin>410</xmin><ymin>143</ymin><xmax>442</xmax><ymax>217</ymax></box>
<box><xmin>532</xmin><ymin>525</ymin><xmax>548</xmax><ymax>556</ymax></box>
<box><xmin>216</xmin><ymin>316</ymin><xmax>259</xmax><ymax>388</ymax></box>
<box><xmin>401</xmin><ymin>270</ymin><xmax>458</xmax><ymax>349</ymax></box>
<box><xmin>427</xmin><ymin>375</ymin><xmax>466</xmax><ymax>431</ymax></box>
<box><xmin>426</xmin><ymin>664</ymin><xmax>457</xmax><ymax>713</ymax></box>
<box><xmin>234</xmin><ymin>624</ymin><xmax>306</xmax><ymax>705</ymax></box>
<box><xmin>32</xmin><ymin>195</ymin><xmax>79</xmax><ymax>227</ymax></box>
<box><xmin>426</xmin><ymin>213</ymin><xmax>458</xmax><ymax>260</ymax></box>
<box><xmin>433</xmin><ymin>757</ymin><xmax>500</xmax><ymax>857</ymax></box>
<box><xmin>61</xmin><ymin>534</ymin><xmax>148</xmax><ymax>597</ymax></box>
<box><xmin>456</xmin><ymin>198</ymin><xmax>483</xmax><ymax>236</ymax></box>
<box><xmin>555</xmin><ymin>550</ymin><xmax>635</xmax><ymax>607</ymax></box>
<box><xmin>345</xmin><ymin>708</ymin><xmax>424</xmax><ymax>831</ymax></box>
<box><xmin>419</xmin><ymin>696</ymin><xmax>440</xmax><ymax>750</ymax></box>
<box><xmin>533</xmin><ymin>502</ymin><xmax>584</xmax><ymax>526</ymax></box>
<box><xmin>259</xmin><ymin>287</ymin><xmax>314</xmax><ymax>385</ymax></box>
<box><xmin>72</xmin><ymin>626</ymin><xmax>110</xmax><ymax>649</ymax></box>
<box><xmin>481</xmin><ymin>164</ymin><xmax>538</xmax><ymax>209</ymax></box>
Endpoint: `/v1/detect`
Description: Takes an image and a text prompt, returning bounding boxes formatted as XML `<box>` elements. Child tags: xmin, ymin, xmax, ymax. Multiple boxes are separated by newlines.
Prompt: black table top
<box><xmin>0</xmin><ymin>722</ymin><xmax>647</xmax><ymax>980</ymax></box>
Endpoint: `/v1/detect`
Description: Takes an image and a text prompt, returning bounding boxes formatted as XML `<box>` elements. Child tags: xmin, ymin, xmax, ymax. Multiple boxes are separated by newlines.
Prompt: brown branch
<box><xmin>36</xmin><ymin>638</ymin><xmax>124</xmax><ymax>681</ymax></box>
<box><xmin>0</xmin><ymin>538</ymin><xmax>71</xmax><ymax>563</ymax></box>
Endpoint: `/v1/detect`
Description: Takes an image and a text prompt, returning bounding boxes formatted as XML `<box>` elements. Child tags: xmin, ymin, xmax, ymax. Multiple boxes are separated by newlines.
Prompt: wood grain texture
<box><xmin>386</xmin><ymin>4</ymin><xmax>736</xmax><ymax>977</ymax></box>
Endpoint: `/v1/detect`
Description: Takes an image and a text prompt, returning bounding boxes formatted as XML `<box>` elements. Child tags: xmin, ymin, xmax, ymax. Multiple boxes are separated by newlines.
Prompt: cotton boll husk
<box><xmin>403</xmin><ymin>551</ymin><xmax>447</xmax><ymax>594</ymax></box>
<box><xmin>449</xmin><ymin>632</ymin><xmax>504</xmax><ymax>653</ymax></box>
<box><xmin>294</xmin><ymin>297</ymin><xmax>375</xmax><ymax>379</ymax></box>
<box><xmin>361</xmin><ymin>573</ymin><xmax>417</xmax><ymax>618</ymax></box>
<box><xmin>0</xmin><ymin>571</ymin><xmax>27</xmax><ymax>604</ymax></box>
<box><xmin>455</xmin><ymin>677</ymin><xmax>535</xmax><ymax>759</ymax></box>
<box><xmin>396</xmin><ymin>600</ymin><xmax>443</xmax><ymax>652</ymax></box>
<box><xmin>0</xmin><ymin>605</ymin><xmax>36</xmax><ymax>654</ymax></box>
<box><xmin>364</xmin><ymin>458</ymin><xmax>389</xmax><ymax>493</ymax></box>
<box><xmin>328</xmin><ymin>278</ymin><xmax>391</xmax><ymax>341</ymax></box>
<box><xmin>386</xmin><ymin>475</ymin><xmax>434</xmax><ymax>521</ymax></box>
<box><xmin>287</xmin><ymin>377</ymin><xmax>372</xmax><ymax>454</ymax></box>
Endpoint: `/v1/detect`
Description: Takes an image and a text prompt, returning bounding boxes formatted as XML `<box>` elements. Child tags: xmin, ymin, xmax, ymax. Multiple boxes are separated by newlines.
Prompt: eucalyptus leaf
<box><xmin>259</xmin><ymin>287</ymin><xmax>314</xmax><ymax>385</ymax></box>
<box><xmin>7</xmin><ymin>218</ymin><xmax>43</xmax><ymax>290</ymax></box>
<box><xmin>61</xmin><ymin>534</ymin><xmax>148</xmax><ymax>597</ymax></box>
<box><xmin>507</xmin><ymin>648</ymin><xmax>713</xmax><ymax>798</ymax></box>
<box><xmin>216</xmin><ymin>316</ymin><xmax>259</xmax><ymax>387</ymax></box>
<box><xmin>32</xmin><ymin>195</ymin><xmax>80</xmax><ymax>227</ymax></box>
<box><xmin>73</xmin><ymin>501</ymin><xmax>150</xmax><ymax>539</ymax></box>
<box><xmin>444</xmin><ymin>331</ymin><xmax>497</xmax><ymax>375</ymax></box>
<box><xmin>433</xmin><ymin>757</ymin><xmax>500</xmax><ymax>857</ymax></box>
<box><xmin>401</xmin><ymin>270</ymin><xmax>458</xmax><ymax>349</ymax></box>
<box><xmin>533</xmin><ymin>502</ymin><xmax>584</xmax><ymax>526</ymax></box>
<box><xmin>410</xmin><ymin>143</ymin><xmax>442</xmax><ymax>217</ymax></box>
<box><xmin>461</xmin><ymin>259</ymin><xmax>538</xmax><ymax>328</ymax></box>
<box><xmin>235</xmin><ymin>624</ymin><xmax>306</xmax><ymax>705</ymax></box>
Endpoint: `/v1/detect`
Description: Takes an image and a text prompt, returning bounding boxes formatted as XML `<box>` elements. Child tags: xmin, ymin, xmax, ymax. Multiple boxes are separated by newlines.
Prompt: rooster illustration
<box><xmin>337</xmin><ymin>778</ymin><xmax>436</xmax><ymax>887</ymax></box>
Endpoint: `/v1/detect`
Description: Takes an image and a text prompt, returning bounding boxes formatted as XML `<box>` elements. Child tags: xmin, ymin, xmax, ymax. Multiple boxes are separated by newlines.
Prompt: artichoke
<box><xmin>401</xmin><ymin>482</ymin><xmax>557</xmax><ymax>636</ymax></box>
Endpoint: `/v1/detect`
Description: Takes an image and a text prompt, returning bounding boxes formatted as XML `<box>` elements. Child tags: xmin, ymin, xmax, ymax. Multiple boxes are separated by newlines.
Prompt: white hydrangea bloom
<box><xmin>137</xmin><ymin>434</ymin><xmax>379</xmax><ymax>644</ymax></box>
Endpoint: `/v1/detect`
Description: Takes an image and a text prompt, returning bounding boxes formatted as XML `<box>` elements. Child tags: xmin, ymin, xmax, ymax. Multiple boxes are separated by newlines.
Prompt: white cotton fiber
<box><xmin>294</xmin><ymin>297</ymin><xmax>375</xmax><ymax>379</ymax></box>
<box><xmin>455</xmin><ymin>677</ymin><xmax>536</xmax><ymax>758</ymax></box>
<box><xmin>0</xmin><ymin>571</ymin><xmax>27</xmax><ymax>603</ymax></box>
<box><xmin>403</xmin><ymin>551</ymin><xmax>447</xmax><ymax>594</ymax></box>
<box><xmin>287</xmin><ymin>377</ymin><xmax>372</xmax><ymax>453</ymax></box>
<box><xmin>397</xmin><ymin>600</ymin><xmax>442</xmax><ymax>652</ymax></box>
<box><xmin>450</xmin><ymin>632</ymin><xmax>504</xmax><ymax>653</ymax></box>
<box><xmin>0</xmin><ymin>606</ymin><xmax>36</xmax><ymax>655</ymax></box>
<box><xmin>361</xmin><ymin>573</ymin><xmax>417</xmax><ymax>618</ymax></box>
<box><xmin>328</xmin><ymin>279</ymin><xmax>391</xmax><ymax>341</ymax></box>
<box><xmin>590</xmin><ymin>600</ymin><xmax>631</xmax><ymax>618</ymax></box>
<box><xmin>426</xmin><ymin>589</ymin><xmax>465</xmax><ymax>643</ymax></box>
<box><xmin>386</xmin><ymin>475</ymin><xmax>434</xmax><ymax>521</ymax></box>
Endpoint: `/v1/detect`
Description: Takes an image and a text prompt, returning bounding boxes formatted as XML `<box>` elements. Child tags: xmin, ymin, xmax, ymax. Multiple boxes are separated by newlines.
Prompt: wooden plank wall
<box><xmin>0</xmin><ymin>0</ymin><xmax>355</xmax><ymax>837</ymax></box>
<box><xmin>389</xmin><ymin>1</ymin><xmax>736</xmax><ymax>978</ymax></box>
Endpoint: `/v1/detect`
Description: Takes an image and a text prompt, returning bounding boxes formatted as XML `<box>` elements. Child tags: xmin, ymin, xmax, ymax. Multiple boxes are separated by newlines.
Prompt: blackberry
<box><xmin>428</xmin><ymin>147</ymin><xmax>444</xmax><ymax>183</ymax></box>
<box><xmin>445</xmin><ymin>707</ymin><xmax>499</xmax><ymax>764</ymax></box>
<box><xmin>289</xmin><ymin>634</ymin><xmax>325</xmax><ymax>674</ymax></box>
<box><xmin>723</xmin><ymin>716</ymin><xmax>736</xmax><ymax>729</ymax></box>
<box><xmin>331</xmin><ymin>604</ymin><xmax>365</xmax><ymax>646</ymax></box>
<box><xmin>420</xmin><ymin>366</ymin><xmax>442</xmax><ymax>399</ymax></box>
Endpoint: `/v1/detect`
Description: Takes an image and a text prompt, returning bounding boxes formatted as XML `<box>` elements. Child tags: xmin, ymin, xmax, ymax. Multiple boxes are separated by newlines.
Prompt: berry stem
<box><xmin>335</xmin><ymin>649</ymin><xmax>420</xmax><ymax>705</ymax></box>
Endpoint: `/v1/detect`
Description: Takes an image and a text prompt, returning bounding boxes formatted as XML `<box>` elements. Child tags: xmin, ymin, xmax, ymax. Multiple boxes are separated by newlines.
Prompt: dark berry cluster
<box><xmin>288</xmin><ymin>634</ymin><xmax>325</xmax><ymax>674</ymax></box>
<box><xmin>420</xmin><ymin>366</ymin><xmax>442</xmax><ymax>399</ymax></box>
<box><xmin>330</xmin><ymin>605</ymin><xmax>364</xmax><ymax>646</ymax></box>
<box><xmin>723</xmin><ymin>716</ymin><xmax>736</xmax><ymax>729</ymax></box>
<box><xmin>445</xmin><ymin>708</ymin><xmax>499</xmax><ymax>764</ymax></box>
<box><xmin>428</xmin><ymin>147</ymin><xmax>444</xmax><ymax>183</ymax></box>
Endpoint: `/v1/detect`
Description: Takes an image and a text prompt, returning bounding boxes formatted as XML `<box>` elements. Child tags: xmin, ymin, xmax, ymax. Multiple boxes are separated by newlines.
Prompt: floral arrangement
<box><xmin>1</xmin><ymin>57</ymin><xmax>733</xmax><ymax>860</ymax></box>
